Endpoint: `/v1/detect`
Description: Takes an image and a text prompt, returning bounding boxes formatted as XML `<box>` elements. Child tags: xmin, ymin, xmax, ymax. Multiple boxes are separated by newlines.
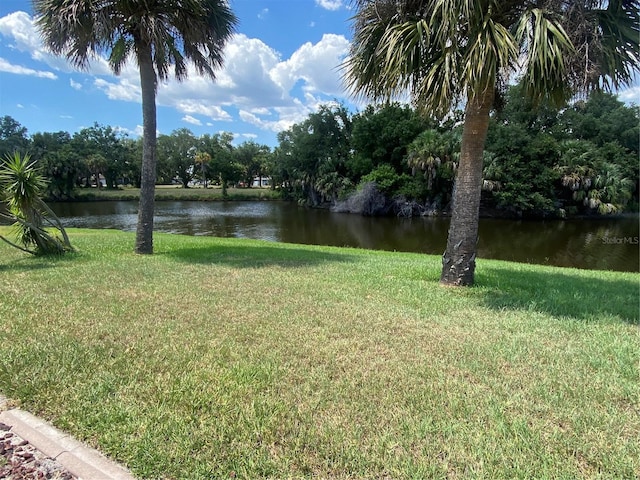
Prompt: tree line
<box><xmin>1</xmin><ymin>87</ymin><xmax>638</xmax><ymax>219</ymax></box>
<box><xmin>0</xmin><ymin>118</ymin><xmax>271</xmax><ymax>199</ymax></box>
<box><xmin>274</xmin><ymin>88</ymin><xmax>638</xmax><ymax>218</ymax></box>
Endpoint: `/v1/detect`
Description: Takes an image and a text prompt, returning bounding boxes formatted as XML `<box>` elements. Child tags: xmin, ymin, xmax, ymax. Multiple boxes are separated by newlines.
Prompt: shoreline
<box><xmin>47</xmin><ymin>188</ymin><xmax>639</xmax><ymax>221</ymax></box>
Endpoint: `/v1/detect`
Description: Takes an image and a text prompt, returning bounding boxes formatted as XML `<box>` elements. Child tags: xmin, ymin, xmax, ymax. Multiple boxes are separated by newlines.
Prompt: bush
<box><xmin>360</xmin><ymin>164</ymin><xmax>403</xmax><ymax>195</ymax></box>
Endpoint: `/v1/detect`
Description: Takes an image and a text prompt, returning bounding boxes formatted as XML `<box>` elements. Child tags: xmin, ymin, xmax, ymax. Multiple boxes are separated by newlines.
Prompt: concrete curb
<box><xmin>0</xmin><ymin>400</ymin><xmax>136</xmax><ymax>480</ymax></box>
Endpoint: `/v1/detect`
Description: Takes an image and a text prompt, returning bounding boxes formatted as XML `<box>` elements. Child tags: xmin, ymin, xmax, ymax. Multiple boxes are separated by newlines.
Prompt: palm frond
<box><xmin>34</xmin><ymin>0</ymin><xmax>238</xmax><ymax>82</ymax></box>
<box><xmin>515</xmin><ymin>7</ymin><xmax>574</xmax><ymax>106</ymax></box>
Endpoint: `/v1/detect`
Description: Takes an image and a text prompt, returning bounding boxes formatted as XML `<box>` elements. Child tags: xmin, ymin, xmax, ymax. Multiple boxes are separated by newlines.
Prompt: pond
<box><xmin>49</xmin><ymin>200</ymin><xmax>639</xmax><ymax>272</ymax></box>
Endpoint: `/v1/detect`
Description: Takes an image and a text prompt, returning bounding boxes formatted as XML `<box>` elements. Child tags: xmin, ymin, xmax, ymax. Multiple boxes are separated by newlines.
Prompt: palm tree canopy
<box><xmin>34</xmin><ymin>0</ymin><xmax>238</xmax><ymax>86</ymax></box>
<box><xmin>345</xmin><ymin>0</ymin><xmax>639</xmax><ymax>116</ymax></box>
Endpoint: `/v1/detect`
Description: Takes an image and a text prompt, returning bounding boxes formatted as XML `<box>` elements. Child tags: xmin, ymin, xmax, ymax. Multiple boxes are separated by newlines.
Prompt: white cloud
<box><xmin>0</xmin><ymin>11</ymin><xmax>113</xmax><ymax>75</ymax></box>
<box><xmin>270</xmin><ymin>34</ymin><xmax>349</xmax><ymax>98</ymax></box>
<box><xmin>94</xmin><ymin>77</ymin><xmax>140</xmax><ymax>102</ymax></box>
<box><xmin>315</xmin><ymin>0</ymin><xmax>344</xmax><ymax>11</ymax></box>
<box><xmin>250</xmin><ymin>107</ymin><xmax>271</xmax><ymax>115</ymax></box>
<box><xmin>0</xmin><ymin>11</ymin><xmax>62</xmax><ymax>70</ymax></box>
<box><xmin>258</xmin><ymin>8</ymin><xmax>269</xmax><ymax>19</ymax></box>
<box><xmin>0</xmin><ymin>12</ymin><xmax>42</xmax><ymax>52</ymax></box>
<box><xmin>182</xmin><ymin>115</ymin><xmax>202</xmax><ymax>126</ymax></box>
<box><xmin>174</xmin><ymin>100</ymin><xmax>232</xmax><ymax>121</ymax></box>
<box><xmin>0</xmin><ymin>10</ymin><xmax>353</xmax><ymax>140</ymax></box>
<box><xmin>0</xmin><ymin>57</ymin><xmax>57</xmax><ymax>79</ymax></box>
<box><xmin>17</xmin><ymin>104</ymin><xmax>24</xmax><ymax>108</ymax></box>
<box><xmin>617</xmin><ymin>85</ymin><xmax>640</xmax><ymax>105</ymax></box>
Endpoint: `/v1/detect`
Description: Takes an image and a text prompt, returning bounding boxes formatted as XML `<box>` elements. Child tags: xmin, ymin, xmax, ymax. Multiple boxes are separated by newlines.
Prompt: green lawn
<box><xmin>72</xmin><ymin>185</ymin><xmax>280</xmax><ymax>202</ymax></box>
<box><xmin>0</xmin><ymin>227</ymin><xmax>638</xmax><ymax>479</ymax></box>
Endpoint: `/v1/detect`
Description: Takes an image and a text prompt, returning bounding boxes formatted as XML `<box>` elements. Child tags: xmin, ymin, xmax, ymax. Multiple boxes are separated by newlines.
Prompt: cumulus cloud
<box><xmin>270</xmin><ymin>34</ymin><xmax>350</xmax><ymax>97</ymax></box>
<box><xmin>0</xmin><ymin>56</ymin><xmax>57</xmax><ymax>79</ymax></box>
<box><xmin>174</xmin><ymin>100</ymin><xmax>232</xmax><ymax>121</ymax></box>
<box><xmin>156</xmin><ymin>32</ymin><xmax>350</xmax><ymax>132</ymax></box>
<box><xmin>0</xmin><ymin>12</ymin><xmax>42</xmax><ymax>52</ymax></box>
<box><xmin>94</xmin><ymin>77</ymin><xmax>140</xmax><ymax>102</ymax></box>
<box><xmin>617</xmin><ymin>85</ymin><xmax>640</xmax><ymax>105</ymax></box>
<box><xmin>315</xmin><ymin>0</ymin><xmax>344</xmax><ymax>11</ymax></box>
<box><xmin>0</xmin><ymin>11</ymin><xmax>111</xmax><ymax>75</ymax></box>
<box><xmin>182</xmin><ymin>115</ymin><xmax>202</xmax><ymax>126</ymax></box>
<box><xmin>0</xmin><ymin>10</ymin><xmax>353</xmax><ymax>138</ymax></box>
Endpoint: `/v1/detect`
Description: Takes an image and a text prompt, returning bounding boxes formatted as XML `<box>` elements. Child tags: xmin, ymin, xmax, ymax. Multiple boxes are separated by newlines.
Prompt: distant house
<box><xmin>252</xmin><ymin>177</ymin><xmax>271</xmax><ymax>188</ymax></box>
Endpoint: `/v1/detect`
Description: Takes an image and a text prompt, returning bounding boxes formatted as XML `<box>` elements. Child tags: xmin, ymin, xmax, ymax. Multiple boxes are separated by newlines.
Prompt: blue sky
<box><xmin>0</xmin><ymin>0</ymin><xmax>356</xmax><ymax>147</ymax></box>
<box><xmin>1</xmin><ymin>1</ymin><xmax>639</xmax><ymax>149</ymax></box>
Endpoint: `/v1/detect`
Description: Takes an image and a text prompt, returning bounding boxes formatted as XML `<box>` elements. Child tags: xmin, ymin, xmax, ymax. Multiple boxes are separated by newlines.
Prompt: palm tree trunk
<box><xmin>135</xmin><ymin>44</ymin><xmax>157</xmax><ymax>254</ymax></box>
<box><xmin>440</xmin><ymin>86</ymin><xmax>494</xmax><ymax>286</ymax></box>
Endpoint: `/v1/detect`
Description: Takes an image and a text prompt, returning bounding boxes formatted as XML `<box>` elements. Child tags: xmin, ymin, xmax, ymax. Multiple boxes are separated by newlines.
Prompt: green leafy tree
<box><xmin>276</xmin><ymin>104</ymin><xmax>352</xmax><ymax>205</ymax></box>
<box><xmin>30</xmin><ymin>131</ymin><xmax>81</xmax><ymax>199</ymax></box>
<box><xmin>234</xmin><ymin>141</ymin><xmax>271</xmax><ymax>188</ymax></box>
<box><xmin>349</xmin><ymin>103</ymin><xmax>431</xmax><ymax>179</ymax></box>
<box><xmin>35</xmin><ymin>0</ymin><xmax>237</xmax><ymax>254</ymax></box>
<box><xmin>484</xmin><ymin>123</ymin><xmax>560</xmax><ymax>216</ymax></box>
<box><xmin>72</xmin><ymin>123</ymin><xmax>127</xmax><ymax>189</ymax></box>
<box><xmin>559</xmin><ymin>91</ymin><xmax>640</xmax><ymax>152</ymax></box>
<box><xmin>85</xmin><ymin>153</ymin><xmax>108</xmax><ymax>188</ymax></box>
<box><xmin>0</xmin><ymin>153</ymin><xmax>72</xmax><ymax>255</ymax></box>
<box><xmin>121</xmin><ymin>137</ymin><xmax>143</xmax><ymax>187</ymax></box>
<box><xmin>557</xmin><ymin>91</ymin><xmax>639</xmax><ymax>203</ymax></box>
<box><xmin>0</xmin><ymin>116</ymin><xmax>29</xmax><ymax>158</ymax></box>
<box><xmin>406</xmin><ymin>129</ymin><xmax>459</xmax><ymax>202</ymax></box>
<box><xmin>344</xmin><ymin>0</ymin><xmax>639</xmax><ymax>286</ymax></box>
<box><xmin>200</xmin><ymin>132</ymin><xmax>241</xmax><ymax>197</ymax></box>
<box><xmin>157</xmin><ymin>129</ymin><xmax>198</xmax><ymax>188</ymax></box>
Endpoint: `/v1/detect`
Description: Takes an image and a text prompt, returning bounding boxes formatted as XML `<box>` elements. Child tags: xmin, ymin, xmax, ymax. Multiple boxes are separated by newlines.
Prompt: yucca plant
<box><xmin>0</xmin><ymin>152</ymin><xmax>73</xmax><ymax>255</ymax></box>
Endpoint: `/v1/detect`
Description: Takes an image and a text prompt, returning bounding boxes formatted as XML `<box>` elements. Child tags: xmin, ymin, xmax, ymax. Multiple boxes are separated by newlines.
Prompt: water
<box><xmin>49</xmin><ymin>200</ymin><xmax>639</xmax><ymax>272</ymax></box>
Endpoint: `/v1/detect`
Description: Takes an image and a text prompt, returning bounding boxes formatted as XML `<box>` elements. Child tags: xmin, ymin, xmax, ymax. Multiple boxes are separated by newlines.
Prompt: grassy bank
<box><xmin>70</xmin><ymin>185</ymin><xmax>280</xmax><ymax>202</ymax></box>
<box><xmin>0</xmin><ymin>228</ymin><xmax>638</xmax><ymax>479</ymax></box>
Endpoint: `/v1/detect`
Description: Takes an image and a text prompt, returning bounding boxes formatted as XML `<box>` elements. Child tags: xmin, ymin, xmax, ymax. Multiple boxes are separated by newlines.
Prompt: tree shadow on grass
<box><xmin>0</xmin><ymin>251</ymin><xmax>81</xmax><ymax>273</ymax></box>
<box><xmin>0</xmin><ymin>261</ymin><xmax>53</xmax><ymax>273</ymax></box>
<box><xmin>476</xmin><ymin>265</ymin><xmax>639</xmax><ymax>325</ymax></box>
<box><xmin>164</xmin><ymin>242</ymin><xmax>357</xmax><ymax>269</ymax></box>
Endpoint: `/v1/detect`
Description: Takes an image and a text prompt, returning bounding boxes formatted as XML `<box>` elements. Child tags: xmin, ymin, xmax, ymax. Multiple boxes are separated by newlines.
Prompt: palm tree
<box><xmin>34</xmin><ymin>0</ymin><xmax>237</xmax><ymax>254</ymax></box>
<box><xmin>344</xmin><ymin>0</ymin><xmax>639</xmax><ymax>285</ymax></box>
<box><xmin>194</xmin><ymin>151</ymin><xmax>211</xmax><ymax>188</ymax></box>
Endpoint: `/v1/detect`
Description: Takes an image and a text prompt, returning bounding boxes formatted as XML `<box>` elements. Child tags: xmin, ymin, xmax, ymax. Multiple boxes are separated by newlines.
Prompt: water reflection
<box><xmin>50</xmin><ymin>201</ymin><xmax>639</xmax><ymax>272</ymax></box>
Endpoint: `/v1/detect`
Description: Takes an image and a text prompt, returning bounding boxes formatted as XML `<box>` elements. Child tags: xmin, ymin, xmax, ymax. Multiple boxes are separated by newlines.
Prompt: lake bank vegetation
<box><xmin>1</xmin><ymin>88</ymin><xmax>638</xmax><ymax>218</ymax></box>
<box><xmin>0</xmin><ymin>228</ymin><xmax>637</xmax><ymax>478</ymax></box>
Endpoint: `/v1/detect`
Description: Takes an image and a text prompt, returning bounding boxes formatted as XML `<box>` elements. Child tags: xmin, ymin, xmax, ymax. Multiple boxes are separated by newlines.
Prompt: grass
<box><xmin>0</xmin><ymin>227</ymin><xmax>638</xmax><ymax>479</ymax></box>
<box><xmin>71</xmin><ymin>185</ymin><xmax>280</xmax><ymax>202</ymax></box>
